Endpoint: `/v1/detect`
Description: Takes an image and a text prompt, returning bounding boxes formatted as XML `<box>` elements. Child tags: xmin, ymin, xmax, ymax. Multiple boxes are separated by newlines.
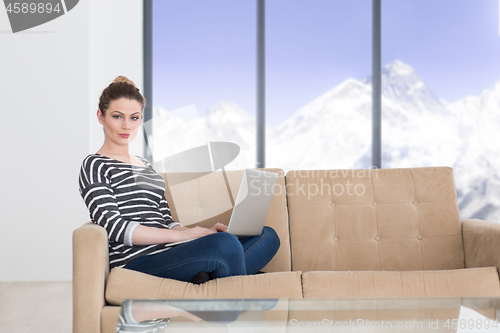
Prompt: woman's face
<box><xmin>97</xmin><ymin>98</ymin><xmax>143</xmax><ymax>146</ymax></box>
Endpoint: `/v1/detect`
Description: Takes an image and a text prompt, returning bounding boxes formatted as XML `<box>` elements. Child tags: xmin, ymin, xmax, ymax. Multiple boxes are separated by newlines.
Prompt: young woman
<box><xmin>79</xmin><ymin>76</ymin><xmax>280</xmax><ymax>284</ymax></box>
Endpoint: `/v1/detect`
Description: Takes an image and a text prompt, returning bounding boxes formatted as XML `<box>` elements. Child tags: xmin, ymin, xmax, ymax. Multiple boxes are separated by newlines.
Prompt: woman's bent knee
<box><xmin>210</xmin><ymin>231</ymin><xmax>241</xmax><ymax>248</ymax></box>
<box><xmin>201</xmin><ymin>232</ymin><xmax>245</xmax><ymax>262</ymax></box>
<box><xmin>263</xmin><ymin>226</ymin><xmax>280</xmax><ymax>252</ymax></box>
<box><xmin>204</xmin><ymin>232</ymin><xmax>246</xmax><ymax>277</ymax></box>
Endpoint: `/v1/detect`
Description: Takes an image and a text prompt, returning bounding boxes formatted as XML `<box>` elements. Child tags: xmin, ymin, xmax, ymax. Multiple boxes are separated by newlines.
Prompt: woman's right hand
<box><xmin>177</xmin><ymin>226</ymin><xmax>216</xmax><ymax>242</ymax></box>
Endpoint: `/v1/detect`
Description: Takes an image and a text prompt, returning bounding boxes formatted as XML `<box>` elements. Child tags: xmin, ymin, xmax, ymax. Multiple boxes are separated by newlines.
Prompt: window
<box><xmin>148</xmin><ymin>0</ymin><xmax>500</xmax><ymax>222</ymax></box>
<box><xmin>266</xmin><ymin>0</ymin><xmax>372</xmax><ymax>171</ymax></box>
<box><xmin>382</xmin><ymin>0</ymin><xmax>500</xmax><ymax>221</ymax></box>
<box><xmin>151</xmin><ymin>0</ymin><xmax>256</xmax><ymax>170</ymax></box>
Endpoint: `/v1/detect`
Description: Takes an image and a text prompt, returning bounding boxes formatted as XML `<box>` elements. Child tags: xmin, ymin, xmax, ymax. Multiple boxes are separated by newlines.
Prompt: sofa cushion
<box><xmin>161</xmin><ymin>168</ymin><xmax>291</xmax><ymax>272</ymax></box>
<box><xmin>105</xmin><ymin>268</ymin><xmax>303</xmax><ymax>305</ymax></box>
<box><xmin>286</xmin><ymin>167</ymin><xmax>464</xmax><ymax>272</ymax></box>
<box><xmin>302</xmin><ymin>267</ymin><xmax>500</xmax><ymax>298</ymax></box>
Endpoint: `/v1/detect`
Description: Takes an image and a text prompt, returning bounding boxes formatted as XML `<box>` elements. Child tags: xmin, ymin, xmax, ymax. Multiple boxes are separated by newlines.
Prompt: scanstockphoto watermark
<box><xmin>3</xmin><ymin>0</ymin><xmax>79</xmax><ymax>33</ymax></box>
<box><xmin>248</xmin><ymin>167</ymin><xmax>380</xmax><ymax>200</ymax></box>
<box><xmin>289</xmin><ymin>318</ymin><xmax>500</xmax><ymax>331</ymax></box>
<box><xmin>289</xmin><ymin>318</ymin><xmax>424</xmax><ymax>330</ymax></box>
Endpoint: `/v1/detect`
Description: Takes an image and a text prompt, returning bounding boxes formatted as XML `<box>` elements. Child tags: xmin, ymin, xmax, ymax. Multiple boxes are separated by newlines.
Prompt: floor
<box><xmin>0</xmin><ymin>282</ymin><xmax>72</xmax><ymax>333</ymax></box>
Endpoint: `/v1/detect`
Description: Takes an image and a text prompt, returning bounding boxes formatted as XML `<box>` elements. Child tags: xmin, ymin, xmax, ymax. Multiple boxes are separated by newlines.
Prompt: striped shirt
<box><xmin>79</xmin><ymin>154</ymin><xmax>181</xmax><ymax>269</ymax></box>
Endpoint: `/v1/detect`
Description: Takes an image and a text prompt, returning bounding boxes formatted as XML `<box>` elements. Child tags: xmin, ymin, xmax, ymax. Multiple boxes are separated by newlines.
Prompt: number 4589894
<box><xmin>444</xmin><ymin>318</ymin><xmax>499</xmax><ymax>330</ymax></box>
<box><xmin>6</xmin><ymin>3</ymin><xmax>61</xmax><ymax>14</ymax></box>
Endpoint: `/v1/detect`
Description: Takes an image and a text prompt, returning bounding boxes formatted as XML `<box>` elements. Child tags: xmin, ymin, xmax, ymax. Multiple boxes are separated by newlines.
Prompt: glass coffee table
<box><xmin>116</xmin><ymin>298</ymin><xmax>500</xmax><ymax>332</ymax></box>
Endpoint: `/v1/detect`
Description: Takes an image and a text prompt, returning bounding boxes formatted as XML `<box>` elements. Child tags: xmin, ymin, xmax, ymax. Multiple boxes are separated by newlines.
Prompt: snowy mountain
<box><xmin>368</xmin><ymin>60</ymin><xmax>447</xmax><ymax>116</ymax></box>
<box><xmin>267</xmin><ymin>78</ymin><xmax>372</xmax><ymax>170</ymax></box>
<box><xmin>201</xmin><ymin>102</ymin><xmax>256</xmax><ymax>150</ymax></box>
<box><xmin>378</xmin><ymin>61</ymin><xmax>462</xmax><ymax>169</ymax></box>
<box><xmin>268</xmin><ymin>60</ymin><xmax>461</xmax><ymax>170</ymax></box>
<box><xmin>448</xmin><ymin>81</ymin><xmax>500</xmax><ymax>222</ymax></box>
<box><xmin>151</xmin><ymin>60</ymin><xmax>500</xmax><ymax>222</ymax></box>
<box><xmin>151</xmin><ymin>102</ymin><xmax>256</xmax><ymax>169</ymax></box>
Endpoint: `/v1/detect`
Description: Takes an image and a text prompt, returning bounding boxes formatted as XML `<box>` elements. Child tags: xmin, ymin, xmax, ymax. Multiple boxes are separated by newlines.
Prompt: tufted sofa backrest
<box><xmin>161</xmin><ymin>168</ymin><xmax>291</xmax><ymax>272</ymax></box>
<box><xmin>286</xmin><ymin>167</ymin><xmax>464</xmax><ymax>272</ymax></box>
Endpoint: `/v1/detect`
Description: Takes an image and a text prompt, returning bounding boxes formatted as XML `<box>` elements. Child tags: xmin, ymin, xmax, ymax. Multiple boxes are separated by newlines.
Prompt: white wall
<box><xmin>89</xmin><ymin>0</ymin><xmax>144</xmax><ymax>155</ymax></box>
<box><xmin>0</xmin><ymin>0</ymin><xmax>143</xmax><ymax>281</ymax></box>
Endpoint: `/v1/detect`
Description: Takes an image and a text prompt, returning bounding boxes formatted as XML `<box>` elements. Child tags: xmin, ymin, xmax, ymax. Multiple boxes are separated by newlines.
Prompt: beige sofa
<box><xmin>73</xmin><ymin>167</ymin><xmax>500</xmax><ymax>333</ymax></box>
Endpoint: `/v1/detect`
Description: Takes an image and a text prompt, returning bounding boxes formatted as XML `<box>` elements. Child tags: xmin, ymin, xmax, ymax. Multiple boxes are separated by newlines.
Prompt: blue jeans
<box><xmin>124</xmin><ymin>226</ymin><xmax>280</xmax><ymax>282</ymax></box>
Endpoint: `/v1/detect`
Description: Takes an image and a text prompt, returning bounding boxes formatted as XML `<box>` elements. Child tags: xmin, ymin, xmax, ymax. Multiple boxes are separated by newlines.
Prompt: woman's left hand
<box><xmin>210</xmin><ymin>223</ymin><xmax>228</xmax><ymax>233</ymax></box>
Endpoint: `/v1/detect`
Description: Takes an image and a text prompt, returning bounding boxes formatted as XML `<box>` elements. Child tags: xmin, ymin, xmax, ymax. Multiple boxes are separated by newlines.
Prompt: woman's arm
<box><xmin>158</xmin><ymin>197</ymin><xmax>182</xmax><ymax>229</ymax></box>
<box><xmin>130</xmin><ymin>223</ymin><xmax>227</xmax><ymax>246</ymax></box>
<box><xmin>131</xmin><ymin>224</ymin><xmax>216</xmax><ymax>246</ymax></box>
<box><xmin>171</xmin><ymin>223</ymin><xmax>227</xmax><ymax>233</ymax></box>
<box><xmin>80</xmin><ymin>180</ymin><xmax>140</xmax><ymax>245</ymax></box>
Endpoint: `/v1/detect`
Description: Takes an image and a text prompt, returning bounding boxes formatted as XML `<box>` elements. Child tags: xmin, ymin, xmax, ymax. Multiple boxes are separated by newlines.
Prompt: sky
<box><xmin>153</xmin><ymin>0</ymin><xmax>500</xmax><ymax>126</ymax></box>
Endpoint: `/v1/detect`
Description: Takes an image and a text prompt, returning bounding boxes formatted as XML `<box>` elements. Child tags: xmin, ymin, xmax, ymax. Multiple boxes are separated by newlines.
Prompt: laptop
<box><xmin>165</xmin><ymin>169</ymin><xmax>279</xmax><ymax>247</ymax></box>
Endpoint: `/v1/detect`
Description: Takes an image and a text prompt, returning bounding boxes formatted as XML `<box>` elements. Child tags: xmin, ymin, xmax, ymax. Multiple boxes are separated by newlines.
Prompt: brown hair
<box><xmin>98</xmin><ymin>76</ymin><xmax>146</xmax><ymax>115</ymax></box>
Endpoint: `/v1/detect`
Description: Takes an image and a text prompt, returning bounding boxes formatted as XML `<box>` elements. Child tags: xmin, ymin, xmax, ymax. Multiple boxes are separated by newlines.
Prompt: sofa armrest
<box><xmin>73</xmin><ymin>222</ymin><xmax>110</xmax><ymax>333</ymax></box>
<box><xmin>462</xmin><ymin>219</ymin><xmax>500</xmax><ymax>273</ymax></box>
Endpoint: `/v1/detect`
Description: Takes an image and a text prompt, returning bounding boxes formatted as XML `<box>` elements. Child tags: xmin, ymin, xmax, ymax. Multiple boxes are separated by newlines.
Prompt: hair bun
<box><xmin>98</xmin><ymin>76</ymin><xmax>145</xmax><ymax>114</ymax></box>
<box><xmin>113</xmin><ymin>75</ymin><xmax>136</xmax><ymax>87</ymax></box>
